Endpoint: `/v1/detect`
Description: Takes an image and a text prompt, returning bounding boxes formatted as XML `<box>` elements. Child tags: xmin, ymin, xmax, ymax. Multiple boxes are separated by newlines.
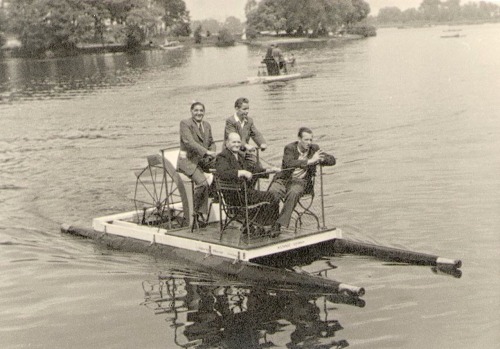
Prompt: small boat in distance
<box><xmin>440</xmin><ymin>33</ymin><xmax>464</xmax><ymax>38</ymax></box>
<box><xmin>243</xmin><ymin>57</ymin><xmax>314</xmax><ymax>84</ymax></box>
<box><xmin>159</xmin><ymin>39</ymin><xmax>183</xmax><ymax>50</ymax></box>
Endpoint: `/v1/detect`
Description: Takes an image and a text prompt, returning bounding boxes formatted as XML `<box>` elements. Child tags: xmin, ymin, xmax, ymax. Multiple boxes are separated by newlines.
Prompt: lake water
<box><xmin>1</xmin><ymin>23</ymin><xmax>499</xmax><ymax>348</ymax></box>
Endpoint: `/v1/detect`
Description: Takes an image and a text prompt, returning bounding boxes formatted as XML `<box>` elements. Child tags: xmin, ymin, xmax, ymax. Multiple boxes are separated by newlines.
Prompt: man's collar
<box><xmin>234</xmin><ymin>113</ymin><xmax>246</xmax><ymax>124</ymax></box>
<box><xmin>297</xmin><ymin>143</ymin><xmax>308</xmax><ymax>155</ymax></box>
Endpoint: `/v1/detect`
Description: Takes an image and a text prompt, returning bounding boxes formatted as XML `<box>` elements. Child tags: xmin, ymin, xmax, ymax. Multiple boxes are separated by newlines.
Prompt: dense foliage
<box><xmin>191</xmin><ymin>16</ymin><xmax>244</xmax><ymax>37</ymax></box>
<box><xmin>216</xmin><ymin>28</ymin><xmax>235</xmax><ymax>47</ymax></box>
<box><xmin>245</xmin><ymin>0</ymin><xmax>371</xmax><ymax>37</ymax></box>
<box><xmin>3</xmin><ymin>0</ymin><xmax>190</xmax><ymax>55</ymax></box>
<box><xmin>377</xmin><ymin>0</ymin><xmax>500</xmax><ymax>24</ymax></box>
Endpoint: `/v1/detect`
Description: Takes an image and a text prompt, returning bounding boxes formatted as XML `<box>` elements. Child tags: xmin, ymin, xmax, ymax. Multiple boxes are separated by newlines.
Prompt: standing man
<box><xmin>272</xmin><ymin>44</ymin><xmax>287</xmax><ymax>74</ymax></box>
<box><xmin>262</xmin><ymin>44</ymin><xmax>280</xmax><ymax>76</ymax></box>
<box><xmin>224</xmin><ymin>97</ymin><xmax>267</xmax><ymax>153</ymax></box>
<box><xmin>268</xmin><ymin>127</ymin><xmax>336</xmax><ymax>232</ymax></box>
<box><xmin>177</xmin><ymin>102</ymin><xmax>216</xmax><ymax>225</ymax></box>
<box><xmin>216</xmin><ymin>132</ymin><xmax>280</xmax><ymax>233</ymax></box>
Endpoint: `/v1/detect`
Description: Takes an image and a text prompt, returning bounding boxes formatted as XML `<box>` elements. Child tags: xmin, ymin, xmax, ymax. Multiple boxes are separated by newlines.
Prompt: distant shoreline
<box><xmin>242</xmin><ymin>34</ymin><xmax>364</xmax><ymax>47</ymax></box>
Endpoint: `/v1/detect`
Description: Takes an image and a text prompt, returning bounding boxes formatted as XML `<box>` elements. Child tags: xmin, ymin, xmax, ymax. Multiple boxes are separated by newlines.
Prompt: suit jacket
<box><xmin>224</xmin><ymin>115</ymin><xmax>266</xmax><ymax>148</ymax></box>
<box><xmin>215</xmin><ymin>148</ymin><xmax>266</xmax><ymax>182</ymax></box>
<box><xmin>274</xmin><ymin>141</ymin><xmax>336</xmax><ymax>186</ymax></box>
<box><xmin>177</xmin><ymin>117</ymin><xmax>216</xmax><ymax>177</ymax></box>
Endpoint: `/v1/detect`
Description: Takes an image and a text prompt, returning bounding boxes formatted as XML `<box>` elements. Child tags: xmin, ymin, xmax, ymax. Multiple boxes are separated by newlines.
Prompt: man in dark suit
<box><xmin>215</xmin><ymin>132</ymin><xmax>279</xmax><ymax>230</ymax></box>
<box><xmin>177</xmin><ymin>102</ymin><xmax>216</xmax><ymax>220</ymax></box>
<box><xmin>224</xmin><ymin>97</ymin><xmax>267</xmax><ymax>153</ymax></box>
<box><xmin>268</xmin><ymin>127</ymin><xmax>336</xmax><ymax>232</ymax></box>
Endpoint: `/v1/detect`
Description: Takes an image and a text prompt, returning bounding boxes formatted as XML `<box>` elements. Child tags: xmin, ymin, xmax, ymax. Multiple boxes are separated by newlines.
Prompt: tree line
<box><xmin>377</xmin><ymin>0</ymin><xmax>500</xmax><ymax>24</ymax></box>
<box><xmin>244</xmin><ymin>0</ymin><xmax>371</xmax><ymax>38</ymax></box>
<box><xmin>0</xmin><ymin>0</ymin><xmax>377</xmax><ymax>57</ymax></box>
<box><xmin>0</xmin><ymin>0</ymin><xmax>190</xmax><ymax>55</ymax></box>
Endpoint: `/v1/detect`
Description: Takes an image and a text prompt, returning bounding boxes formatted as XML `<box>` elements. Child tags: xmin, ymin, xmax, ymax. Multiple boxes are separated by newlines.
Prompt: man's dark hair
<box><xmin>234</xmin><ymin>97</ymin><xmax>249</xmax><ymax>108</ymax></box>
<box><xmin>190</xmin><ymin>101</ymin><xmax>205</xmax><ymax>111</ymax></box>
<box><xmin>298</xmin><ymin>127</ymin><xmax>313</xmax><ymax>138</ymax></box>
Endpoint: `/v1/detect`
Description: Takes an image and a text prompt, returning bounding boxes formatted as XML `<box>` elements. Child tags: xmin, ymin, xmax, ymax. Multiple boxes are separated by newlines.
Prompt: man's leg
<box><xmin>191</xmin><ymin>167</ymin><xmax>209</xmax><ymax>215</ymax></box>
<box><xmin>247</xmin><ymin>189</ymin><xmax>279</xmax><ymax>226</ymax></box>
<box><xmin>276</xmin><ymin>179</ymin><xmax>306</xmax><ymax>228</ymax></box>
<box><xmin>268</xmin><ymin>178</ymin><xmax>287</xmax><ymax>201</ymax></box>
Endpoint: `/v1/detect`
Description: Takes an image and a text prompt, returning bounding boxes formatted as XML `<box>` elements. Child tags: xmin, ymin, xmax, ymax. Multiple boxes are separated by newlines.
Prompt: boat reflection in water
<box><xmin>142</xmin><ymin>274</ymin><xmax>364</xmax><ymax>348</ymax></box>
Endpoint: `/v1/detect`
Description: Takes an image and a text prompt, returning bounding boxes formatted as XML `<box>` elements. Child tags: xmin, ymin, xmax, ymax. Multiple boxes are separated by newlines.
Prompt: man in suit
<box><xmin>215</xmin><ymin>132</ymin><xmax>280</xmax><ymax>231</ymax></box>
<box><xmin>177</xmin><ymin>102</ymin><xmax>216</xmax><ymax>221</ymax></box>
<box><xmin>268</xmin><ymin>127</ymin><xmax>336</xmax><ymax>232</ymax></box>
<box><xmin>224</xmin><ymin>97</ymin><xmax>267</xmax><ymax>153</ymax></box>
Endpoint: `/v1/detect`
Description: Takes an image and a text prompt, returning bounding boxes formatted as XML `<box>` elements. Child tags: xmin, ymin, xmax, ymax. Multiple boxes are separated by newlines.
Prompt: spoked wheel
<box><xmin>133</xmin><ymin>154</ymin><xmax>190</xmax><ymax>229</ymax></box>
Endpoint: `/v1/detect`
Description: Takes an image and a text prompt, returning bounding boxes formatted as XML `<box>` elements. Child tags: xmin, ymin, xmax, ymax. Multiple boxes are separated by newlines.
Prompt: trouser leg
<box><xmin>247</xmin><ymin>189</ymin><xmax>279</xmax><ymax>226</ymax></box>
<box><xmin>276</xmin><ymin>179</ymin><xmax>305</xmax><ymax>227</ymax></box>
<box><xmin>191</xmin><ymin>167</ymin><xmax>209</xmax><ymax>214</ymax></box>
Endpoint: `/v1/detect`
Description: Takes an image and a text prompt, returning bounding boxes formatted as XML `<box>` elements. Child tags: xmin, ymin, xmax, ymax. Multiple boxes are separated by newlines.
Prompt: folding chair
<box><xmin>293</xmin><ymin>173</ymin><xmax>320</xmax><ymax>232</ymax></box>
<box><xmin>293</xmin><ymin>165</ymin><xmax>327</xmax><ymax>232</ymax></box>
<box><xmin>215</xmin><ymin>177</ymin><xmax>270</xmax><ymax>244</ymax></box>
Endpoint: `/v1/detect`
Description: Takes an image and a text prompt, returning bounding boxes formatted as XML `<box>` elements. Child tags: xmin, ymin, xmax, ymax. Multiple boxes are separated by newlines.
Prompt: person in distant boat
<box><xmin>224</xmin><ymin>97</ymin><xmax>267</xmax><ymax>154</ymax></box>
<box><xmin>268</xmin><ymin>127</ymin><xmax>336</xmax><ymax>233</ymax></box>
<box><xmin>177</xmin><ymin>102</ymin><xmax>216</xmax><ymax>225</ymax></box>
<box><xmin>261</xmin><ymin>44</ymin><xmax>280</xmax><ymax>76</ymax></box>
<box><xmin>215</xmin><ymin>132</ymin><xmax>280</xmax><ymax>232</ymax></box>
<box><xmin>272</xmin><ymin>44</ymin><xmax>287</xmax><ymax>74</ymax></box>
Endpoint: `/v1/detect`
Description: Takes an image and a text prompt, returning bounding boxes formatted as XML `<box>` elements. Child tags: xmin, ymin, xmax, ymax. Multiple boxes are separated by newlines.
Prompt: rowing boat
<box><xmin>244</xmin><ymin>72</ymin><xmax>315</xmax><ymax>84</ymax></box>
<box><xmin>61</xmin><ymin>147</ymin><xmax>462</xmax><ymax>296</ymax></box>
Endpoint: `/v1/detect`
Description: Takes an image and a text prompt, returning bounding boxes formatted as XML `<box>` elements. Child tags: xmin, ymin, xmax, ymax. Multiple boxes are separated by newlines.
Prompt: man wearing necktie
<box><xmin>215</xmin><ymin>133</ymin><xmax>280</xmax><ymax>235</ymax></box>
<box><xmin>177</xmin><ymin>102</ymin><xmax>216</xmax><ymax>224</ymax></box>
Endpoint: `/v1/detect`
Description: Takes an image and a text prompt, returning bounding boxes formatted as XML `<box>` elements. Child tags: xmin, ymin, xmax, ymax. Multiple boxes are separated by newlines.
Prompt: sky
<box><xmin>185</xmin><ymin>0</ymin><xmax>500</xmax><ymax>21</ymax></box>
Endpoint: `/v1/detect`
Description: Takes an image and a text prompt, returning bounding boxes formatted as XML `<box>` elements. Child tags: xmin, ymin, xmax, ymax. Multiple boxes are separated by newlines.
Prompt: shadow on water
<box><xmin>142</xmin><ymin>273</ymin><xmax>363</xmax><ymax>349</ymax></box>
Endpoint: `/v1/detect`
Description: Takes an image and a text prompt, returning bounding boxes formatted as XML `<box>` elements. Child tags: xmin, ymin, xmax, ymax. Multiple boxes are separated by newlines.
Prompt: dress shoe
<box><xmin>270</xmin><ymin>223</ymin><xmax>281</xmax><ymax>238</ymax></box>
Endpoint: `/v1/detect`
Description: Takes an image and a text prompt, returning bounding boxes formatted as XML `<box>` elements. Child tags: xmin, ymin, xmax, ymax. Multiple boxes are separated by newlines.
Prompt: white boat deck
<box><xmin>92</xmin><ymin>209</ymin><xmax>341</xmax><ymax>262</ymax></box>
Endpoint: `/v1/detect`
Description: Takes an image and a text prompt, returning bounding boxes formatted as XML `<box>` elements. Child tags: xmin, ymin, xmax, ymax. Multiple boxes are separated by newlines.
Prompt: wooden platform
<box><xmin>92</xmin><ymin>209</ymin><xmax>342</xmax><ymax>262</ymax></box>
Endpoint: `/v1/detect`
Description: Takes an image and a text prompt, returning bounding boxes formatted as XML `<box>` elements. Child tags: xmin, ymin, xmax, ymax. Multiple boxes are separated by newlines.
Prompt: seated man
<box><xmin>268</xmin><ymin>127</ymin><xmax>336</xmax><ymax>232</ymax></box>
<box><xmin>177</xmin><ymin>102</ymin><xmax>216</xmax><ymax>226</ymax></box>
<box><xmin>215</xmin><ymin>132</ymin><xmax>280</xmax><ymax>234</ymax></box>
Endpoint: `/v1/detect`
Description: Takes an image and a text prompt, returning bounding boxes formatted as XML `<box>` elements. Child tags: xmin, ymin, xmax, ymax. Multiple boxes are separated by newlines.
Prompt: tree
<box><xmin>223</xmin><ymin>16</ymin><xmax>244</xmax><ymax>34</ymax></box>
<box><xmin>155</xmin><ymin>0</ymin><xmax>190</xmax><ymax>32</ymax></box>
<box><xmin>377</xmin><ymin>7</ymin><xmax>403</xmax><ymax>23</ymax></box>
<box><xmin>246</xmin><ymin>0</ymin><xmax>371</xmax><ymax>37</ymax></box>
<box><xmin>125</xmin><ymin>23</ymin><xmax>145</xmax><ymax>51</ymax></box>
<box><xmin>194</xmin><ymin>24</ymin><xmax>202</xmax><ymax>43</ymax></box>
<box><xmin>245</xmin><ymin>0</ymin><xmax>258</xmax><ymax>15</ymax></box>
<box><xmin>216</xmin><ymin>28</ymin><xmax>235</xmax><ymax>47</ymax></box>
<box><xmin>419</xmin><ymin>0</ymin><xmax>441</xmax><ymax>21</ymax></box>
<box><xmin>8</xmin><ymin>0</ymin><xmax>95</xmax><ymax>55</ymax></box>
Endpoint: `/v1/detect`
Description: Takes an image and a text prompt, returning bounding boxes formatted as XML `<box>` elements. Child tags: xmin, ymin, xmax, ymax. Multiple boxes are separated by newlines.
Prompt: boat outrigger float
<box><xmin>61</xmin><ymin>147</ymin><xmax>462</xmax><ymax>296</ymax></box>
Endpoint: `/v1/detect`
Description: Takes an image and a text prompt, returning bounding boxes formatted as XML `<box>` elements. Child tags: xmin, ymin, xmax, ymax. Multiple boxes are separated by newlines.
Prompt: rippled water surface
<box><xmin>1</xmin><ymin>24</ymin><xmax>499</xmax><ymax>348</ymax></box>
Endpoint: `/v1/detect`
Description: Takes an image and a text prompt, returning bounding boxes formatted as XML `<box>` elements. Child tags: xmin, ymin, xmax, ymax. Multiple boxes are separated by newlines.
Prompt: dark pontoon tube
<box><xmin>332</xmin><ymin>239</ymin><xmax>462</xmax><ymax>268</ymax></box>
<box><xmin>61</xmin><ymin>224</ymin><xmax>365</xmax><ymax>297</ymax></box>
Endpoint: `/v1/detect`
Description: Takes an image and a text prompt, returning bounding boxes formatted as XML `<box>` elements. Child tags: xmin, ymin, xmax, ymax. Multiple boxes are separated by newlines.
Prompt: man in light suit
<box><xmin>224</xmin><ymin>97</ymin><xmax>267</xmax><ymax>153</ymax></box>
<box><xmin>268</xmin><ymin>127</ymin><xmax>336</xmax><ymax>232</ymax></box>
<box><xmin>177</xmin><ymin>102</ymin><xmax>216</xmax><ymax>221</ymax></box>
<box><xmin>215</xmin><ymin>133</ymin><xmax>279</xmax><ymax>230</ymax></box>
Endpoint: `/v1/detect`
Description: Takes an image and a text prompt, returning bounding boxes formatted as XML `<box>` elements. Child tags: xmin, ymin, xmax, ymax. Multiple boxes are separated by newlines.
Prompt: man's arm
<box><xmin>206</xmin><ymin>123</ymin><xmax>216</xmax><ymax>153</ymax></box>
<box><xmin>180</xmin><ymin>120</ymin><xmax>208</xmax><ymax>157</ymax></box>
<box><xmin>248</xmin><ymin>119</ymin><xmax>266</xmax><ymax>149</ymax></box>
<box><xmin>319</xmin><ymin>151</ymin><xmax>336</xmax><ymax>166</ymax></box>
<box><xmin>282</xmin><ymin>144</ymin><xmax>308</xmax><ymax>169</ymax></box>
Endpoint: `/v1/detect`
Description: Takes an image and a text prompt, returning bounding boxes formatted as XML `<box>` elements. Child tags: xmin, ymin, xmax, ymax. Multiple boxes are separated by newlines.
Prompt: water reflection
<box><xmin>0</xmin><ymin>49</ymin><xmax>190</xmax><ymax>103</ymax></box>
<box><xmin>142</xmin><ymin>274</ymin><xmax>363</xmax><ymax>349</ymax></box>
